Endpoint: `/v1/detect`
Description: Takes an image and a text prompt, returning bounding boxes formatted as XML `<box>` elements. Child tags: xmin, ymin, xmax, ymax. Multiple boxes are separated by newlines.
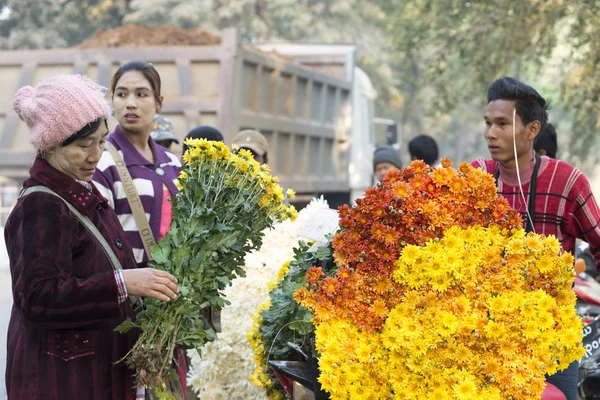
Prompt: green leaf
<box><xmin>179</xmin><ymin>285</ymin><xmax>190</xmax><ymax>296</ymax></box>
<box><xmin>114</xmin><ymin>317</ymin><xmax>140</xmax><ymax>334</ymax></box>
<box><xmin>205</xmin><ymin>328</ymin><xmax>218</xmax><ymax>342</ymax></box>
<box><xmin>315</xmin><ymin>244</ymin><xmax>333</xmax><ymax>261</ymax></box>
<box><xmin>214</xmin><ymin>297</ymin><xmax>226</xmax><ymax>308</ymax></box>
<box><xmin>173</xmin><ymin>247</ymin><xmax>191</xmax><ymax>263</ymax></box>
<box><xmin>151</xmin><ymin>243</ymin><xmax>171</xmax><ymax>265</ymax></box>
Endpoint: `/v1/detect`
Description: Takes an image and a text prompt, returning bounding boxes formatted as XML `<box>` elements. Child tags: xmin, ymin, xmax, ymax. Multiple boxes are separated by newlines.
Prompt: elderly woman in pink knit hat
<box><xmin>4</xmin><ymin>74</ymin><xmax>180</xmax><ymax>400</ymax></box>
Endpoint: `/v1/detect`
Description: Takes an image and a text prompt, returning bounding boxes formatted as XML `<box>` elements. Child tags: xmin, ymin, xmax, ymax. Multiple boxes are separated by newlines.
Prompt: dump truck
<box><xmin>0</xmin><ymin>26</ymin><xmax>395</xmax><ymax>213</ymax></box>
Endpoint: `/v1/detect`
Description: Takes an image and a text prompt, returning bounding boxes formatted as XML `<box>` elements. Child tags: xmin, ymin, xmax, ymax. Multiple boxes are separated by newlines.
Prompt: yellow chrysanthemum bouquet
<box><xmin>298</xmin><ymin>160</ymin><xmax>584</xmax><ymax>400</ymax></box>
<box><xmin>117</xmin><ymin>139</ymin><xmax>296</xmax><ymax>398</ymax></box>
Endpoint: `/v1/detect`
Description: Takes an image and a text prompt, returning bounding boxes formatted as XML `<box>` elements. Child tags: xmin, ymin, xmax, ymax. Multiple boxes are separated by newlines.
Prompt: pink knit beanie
<box><xmin>13</xmin><ymin>74</ymin><xmax>111</xmax><ymax>151</ymax></box>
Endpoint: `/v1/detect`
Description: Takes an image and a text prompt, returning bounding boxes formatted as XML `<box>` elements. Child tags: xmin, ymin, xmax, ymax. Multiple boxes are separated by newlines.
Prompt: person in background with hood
<box><xmin>373</xmin><ymin>145</ymin><xmax>402</xmax><ymax>183</ymax></box>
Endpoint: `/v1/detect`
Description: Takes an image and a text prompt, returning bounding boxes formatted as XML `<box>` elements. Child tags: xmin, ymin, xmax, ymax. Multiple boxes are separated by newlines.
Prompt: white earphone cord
<box><xmin>512</xmin><ymin>108</ymin><xmax>536</xmax><ymax>233</ymax></box>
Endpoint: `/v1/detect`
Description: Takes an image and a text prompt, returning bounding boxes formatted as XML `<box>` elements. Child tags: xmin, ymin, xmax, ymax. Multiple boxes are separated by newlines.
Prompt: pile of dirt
<box><xmin>243</xmin><ymin>45</ymin><xmax>295</xmax><ymax>62</ymax></box>
<box><xmin>76</xmin><ymin>24</ymin><xmax>221</xmax><ymax>48</ymax></box>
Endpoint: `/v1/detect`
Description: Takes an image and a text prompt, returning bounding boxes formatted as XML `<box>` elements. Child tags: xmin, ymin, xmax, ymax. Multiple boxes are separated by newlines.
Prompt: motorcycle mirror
<box><xmin>286</xmin><ymin>342</ymin><xmax>309</xmax><ymax>361</ymax></box>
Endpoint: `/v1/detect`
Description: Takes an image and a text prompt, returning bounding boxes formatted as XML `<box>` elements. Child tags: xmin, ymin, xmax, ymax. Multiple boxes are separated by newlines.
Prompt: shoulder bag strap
<box><xmin>493</xmin><ymin>165</ymin><xmax>500</xmax><ymax>187</ymax></box>
<box><xmin>493</xmin><ymin>155</ymin><xmax>541</xmax><ymax>233</ymax></box>
<box><xmin>19</xmin><ymin>185</ymin><xmax>142</xmax><ymax>311</ymax></box>
<box><xmin>524</xmin><ymin>155</ymin><xmax>542</xmax><ymax>234</ymax></box>
<box><xmin>104</xmin><ymin>141</ymin><xmax>156</xmax><ymax>261</ymax></box>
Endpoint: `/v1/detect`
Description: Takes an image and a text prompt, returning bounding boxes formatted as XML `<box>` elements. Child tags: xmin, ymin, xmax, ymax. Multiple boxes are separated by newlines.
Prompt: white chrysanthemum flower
<box><xmin>188</xmin><ymin>197</ymin><xmax>329</xmax><ymax>399</ymax></box>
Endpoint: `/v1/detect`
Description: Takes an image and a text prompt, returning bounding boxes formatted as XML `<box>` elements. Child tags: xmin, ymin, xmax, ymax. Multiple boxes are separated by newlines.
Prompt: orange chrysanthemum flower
<box><xmin>321</xmin><ymin>277</ymin><xmax>339</xmax><ymax>296</ymax></box>
<box><xmin>410</xmin><ymin>159</ymin><xmax>428</xmax><ymax>174</ymax></box>
<box><xmin>441</xmin><ymin>158</ymin><xmax>453</xmax><ymax>168</ymax></box>
<box><xmin>336</xmin><ymin>267</ymin><xmax>352</xmax><ymax>280</ymax></box>
<box><xmin>306</xmin><ymin>267</ymin><xmax>325</xmax><ymax>285</ymax></box>
<box><xmin>392</xmin><ymin>181</ymin><xmax>412</xmax><ymax>198</ymax></box>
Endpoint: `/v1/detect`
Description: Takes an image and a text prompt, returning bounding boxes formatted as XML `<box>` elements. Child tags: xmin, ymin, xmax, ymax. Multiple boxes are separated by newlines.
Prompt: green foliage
<box><xmin>0</xmin><ymin>0</ymin><xmax>130</xmax><ymax>49</ymax></box>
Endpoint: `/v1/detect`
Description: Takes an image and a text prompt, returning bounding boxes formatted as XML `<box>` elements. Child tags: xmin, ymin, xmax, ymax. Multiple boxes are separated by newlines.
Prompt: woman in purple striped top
<box><xmin>93</xmin><ymin>61</ymin><xmax>188</xmax><ymax>398</ymax></box>
<box><xmin>94</xmin><ymin>61</ymin><xmax>182</xmax><ymax>265</ymax></box>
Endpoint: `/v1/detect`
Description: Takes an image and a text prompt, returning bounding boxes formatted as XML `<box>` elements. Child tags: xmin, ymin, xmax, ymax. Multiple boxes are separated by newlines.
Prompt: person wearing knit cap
<box><xmin>5</xmin><ymin>74</ymin><xmax>179</xmax><ymax>400</ymax></box>
<box><xmin>373</xmin><ymin>145</ymin><xmax>402</xmax><ymax>182</ymax></box>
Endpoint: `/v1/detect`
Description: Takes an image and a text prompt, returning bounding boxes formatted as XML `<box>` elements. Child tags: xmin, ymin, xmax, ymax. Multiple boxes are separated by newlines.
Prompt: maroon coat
<box><xmin>4</xmin><ymin>157</ymin><xmax>139</xmax><ymax>400</ymax></box>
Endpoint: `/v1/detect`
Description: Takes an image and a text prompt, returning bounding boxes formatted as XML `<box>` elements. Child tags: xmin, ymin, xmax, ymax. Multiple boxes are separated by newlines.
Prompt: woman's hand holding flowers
<box><xmin>122</xmin><ymin>268</ymin><xmax>179</xmax><ymax>302</ymax></box>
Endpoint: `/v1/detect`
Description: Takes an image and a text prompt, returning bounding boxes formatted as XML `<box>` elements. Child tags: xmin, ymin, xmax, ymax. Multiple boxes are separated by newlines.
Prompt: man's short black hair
<box><xmin>408</xmin><ymin>134</ymin><xmax>439</xmax><ymax>165</ymax></box>
<box><xmin>183</xmin><ymin>126</ymin><xmax>224</xmax><ymax>155</ymax></box>
<box><xmin>534</xmin><ymin>122</ymin><xmax>557</xmax><ymax>159</ymax></box>
<box><xmin>487</xmin><ymin>77</ymin><xmax>549</xmax><ymax>133</ymax></box>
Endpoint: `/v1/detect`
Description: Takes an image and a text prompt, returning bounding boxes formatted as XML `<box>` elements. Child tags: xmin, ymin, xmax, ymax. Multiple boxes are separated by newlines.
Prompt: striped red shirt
<box><xmin>472</xmin><ymin>155</ymin><xmax>600</xmax><ymax>268</ymax></box>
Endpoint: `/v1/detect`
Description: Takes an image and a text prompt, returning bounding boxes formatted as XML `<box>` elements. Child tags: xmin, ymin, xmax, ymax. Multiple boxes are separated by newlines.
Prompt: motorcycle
<box><xmin>579</xmin><ymin>317</ymin><xmax>600</xmax><ymax>399</ymax></box>
<box><xmin>576</xmin><ymin>246</ymin><xmax>600</xmax><ymax>399</ymax></box>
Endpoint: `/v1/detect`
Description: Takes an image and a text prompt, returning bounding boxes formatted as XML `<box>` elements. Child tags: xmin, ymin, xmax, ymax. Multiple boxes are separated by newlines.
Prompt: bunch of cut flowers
<box><xmin>296</xmin><ymin>159</ymin><xmax>585</xmax><ymax>400</ymax></box>
<box><xmin>117</xmin><ymin>139</ymin><xmax>296</xmax><ymax>399</ymax></box>
<box><xmin>186</xmin><ymin>197</ymin><xmax>329</xmax><ymax>400</ymax></box>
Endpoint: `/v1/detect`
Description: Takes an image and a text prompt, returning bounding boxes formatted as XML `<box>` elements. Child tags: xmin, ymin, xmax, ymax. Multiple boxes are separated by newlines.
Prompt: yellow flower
<box><xmin>288</xmin><ymin>207</ymin><xmax>299</xmax><ymax>221</ymax></box>
<box><xmin>236</xmin><ymin>158</ymin><xmax>250</xmax><ymax>173</ymax></box>
<box><xmin>537</xmin><ymin>311</ymin><xmax>554</xmax><ymax>331</ymax></box>
<box><xmin>505</xmin><ymin>237</ymin><xmax>527</xmax><ymax>255</ymax></box>
<box><xmin>431</xmin><ymin>385</ymin><xmax>451</xmax><ymax>399</ymax></box>
<box><xmin>544</xmin><ymin>235</ymin><xmax>561</xmax><ymax>251</ymax></box>
<box><xmin>266</xmin><ymin>260</ymin><xmax>292</xmax><ymax>292</ymax></box>
<box><xmin>400</xmin><ymin>245</ymin><xmax>420</xmax><ymax>264</ymax></box>
<box><xmin>182</xmin><ymin>151</ymin><xmax>192</xmax><ymax>165</ymax></box>
<box><xmin>453</xmin><ymin>373</ymin><xmax>478</xmax><ymax>399</ymax></box>
<box><xmin>525</xmin><ymin>234</ymin><xmax>543</xmax><ymax>252</ymax></box>
<box><xmin>355</xmin><ymin>344</ymin><xmax>372</xmax><ymax>362</ymax></box>
<box><xmin>285</xmin><ymin>188</ymin><xmax>296</xmax><ymax>199</ymax></box>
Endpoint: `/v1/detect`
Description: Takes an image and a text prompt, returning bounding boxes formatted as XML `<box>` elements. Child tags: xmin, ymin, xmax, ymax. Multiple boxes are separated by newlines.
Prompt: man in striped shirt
<box><xmin>472</xmin><ymin>76</ymin><xmax>600</xmax><ymax>400</ymax></box>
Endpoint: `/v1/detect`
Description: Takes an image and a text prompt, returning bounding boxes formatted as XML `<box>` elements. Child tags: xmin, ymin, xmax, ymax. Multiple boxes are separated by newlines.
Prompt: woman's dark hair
<box><xmin>408</xmin><ymin>134</ymin><xmax>439</xmax><ymax>165</ymax></box>
<box><xmin>62</xmin><ymin>118</ymin><xmax>107</xmax><ymax>147</ymax></box>
<box><xmin>111</xmin><ymin>61</ymin><xmax>162</xmax><ymax>107</ymax></box>
<box><xmin>487</xmin><ymin>77</ymin><xmax>549</xmax><ymax>132</ymax></box>
<box><xmin>182</xmin><ymin>126</ymin><xmax>224</xmax><ymax>155</ymax></box>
